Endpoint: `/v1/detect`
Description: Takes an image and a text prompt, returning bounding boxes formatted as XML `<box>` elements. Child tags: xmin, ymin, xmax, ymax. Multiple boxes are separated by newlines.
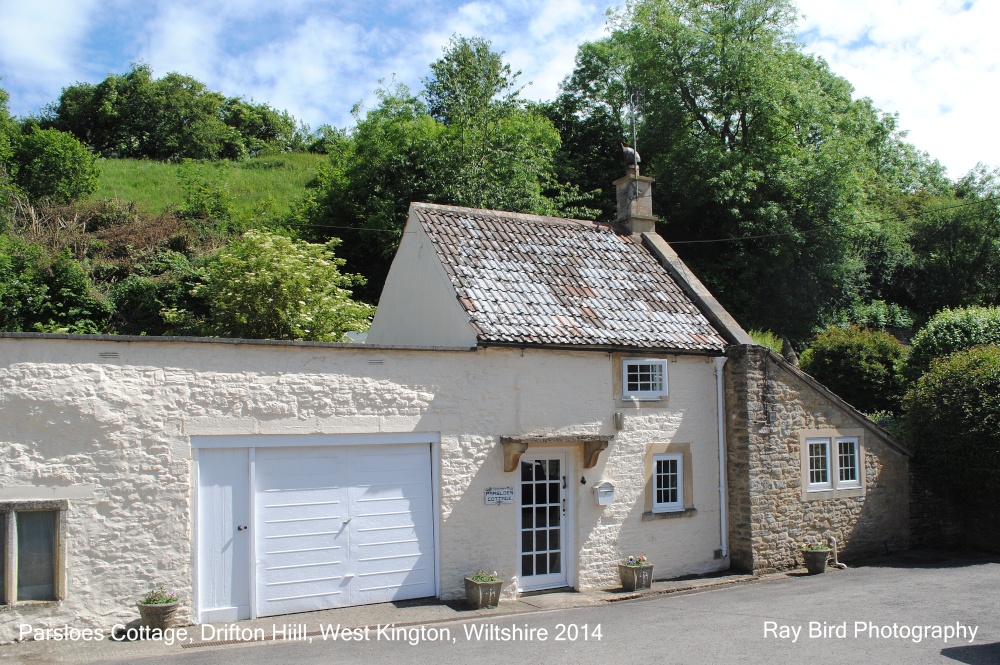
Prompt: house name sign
<box><xmin>485</xmin><ymin>487</ymin><xmax>515</xmax><ymax>505</ymax></box>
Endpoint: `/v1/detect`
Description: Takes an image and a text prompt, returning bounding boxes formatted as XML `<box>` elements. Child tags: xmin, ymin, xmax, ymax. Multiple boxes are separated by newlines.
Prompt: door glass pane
<box><xmin>522</xmin><ymin>507</ymin><xmax>533</xmax><ymax>529</ymax></box>
<box><xmin>17</xmin><ymin>511</ymin><xmax>56</xmax><ymax>601</ymax></box>
<box><xmin>535</xmin><ymin>507</ymin><xmax>547</xmax><ymax>528</ymax></box>
<box><xmin>548</xmin><ymin>482</ymin><xmax>560</xmax><ymax>503</ymax></box>
<box><xmin>548</xmin><ymin>505</ymin><xmax>560</xmax><ymax>527</ymax></box>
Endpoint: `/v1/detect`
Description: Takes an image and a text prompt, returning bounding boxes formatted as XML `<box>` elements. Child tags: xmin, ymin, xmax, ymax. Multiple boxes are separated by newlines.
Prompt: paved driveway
<box><xmin>2</xmin><ymin>551</ymin><xmax>997</xmax><ymax>664</ymax></box>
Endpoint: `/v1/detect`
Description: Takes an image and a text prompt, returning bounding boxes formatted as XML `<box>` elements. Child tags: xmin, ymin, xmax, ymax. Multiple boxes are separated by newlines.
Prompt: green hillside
<box><xmin>88</xmin><ymin>153</ymin><xmax>328</xmax><ymax>217</ymax></box>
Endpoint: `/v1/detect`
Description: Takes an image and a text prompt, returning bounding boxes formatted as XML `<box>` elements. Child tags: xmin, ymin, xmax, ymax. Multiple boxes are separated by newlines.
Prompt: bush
<box><xmin>163</xmin><ymin>230</ymin><xmax>374</xmax><ymax>341</ymax></box>
<box><xmin>11</xmin><ymin>128</ymin><xmax>99</xmax><ymax>203</ymax></box>
<box><xmin>749</xmin><ymin>329</ymin><xmax>782</xmax><ymax>353</ymax></box>
<box><xmin>800</xmin><ymin>325</ymin><xmax>908</xmax><ymax>414</ymax></box>
<box><xmin>905</xmin><ymin>306</ymin><xmax>1000</xmax><ymax>381</ymax></box>
<box><xmin>903</xmin><ymin>345</ymin><xmax>1000</xmax><ymax>491</ymax></box>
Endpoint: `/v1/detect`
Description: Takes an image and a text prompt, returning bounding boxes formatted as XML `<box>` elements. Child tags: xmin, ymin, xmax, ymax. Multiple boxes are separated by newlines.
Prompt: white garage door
<box><xmin>254</xmin><ymin>443</ymin><xmax>436</xmax><ymax>617</ymax></box>
<box><xmin>197</xmin><ymin>439</ymin><xmax>436</xmax><ymax>622</ymax></box>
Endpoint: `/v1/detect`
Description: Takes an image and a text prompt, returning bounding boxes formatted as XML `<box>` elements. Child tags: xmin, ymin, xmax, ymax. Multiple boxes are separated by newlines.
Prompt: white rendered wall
<box><xmin>0</xmin><ymin>337</ymin><xmax>724</xmax><ymax>642</ymax></box>
<box><xmin>367</xmin><ymin>212</ymin><xmax>478</xmax><ymax>348</ymax></box>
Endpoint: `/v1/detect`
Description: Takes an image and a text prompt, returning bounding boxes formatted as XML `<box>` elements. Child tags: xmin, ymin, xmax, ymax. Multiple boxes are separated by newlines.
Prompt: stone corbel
<box><xmin>583</xmin><ymin>439</ymin><xmax>610</xmax><ymax>469</ymax></box>
<box><xmin>500</xmin><ymin>435</ymin><xmax>612</xmax><ymax>471</ymax></box>
<box><xmin>501</xmin><ymin>439</ymin><xmax>530</xmax><ymax>473</ymax></box>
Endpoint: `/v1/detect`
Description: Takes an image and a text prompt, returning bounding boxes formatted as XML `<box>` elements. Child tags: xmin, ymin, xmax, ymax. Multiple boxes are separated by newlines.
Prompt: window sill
<box><xmin>642</xmin><ymin>508</ymin><xmax>697</xmax><ymax>521</ymax></box>
<box><xmin>803</xmin><ymin>487</ymin><xmax>865</xmax><ymax>501</ymax></box>
<box><xmin>0</xmin><ymin>600</ymin><xmax>61</xmax><ymax>612</ymax></box>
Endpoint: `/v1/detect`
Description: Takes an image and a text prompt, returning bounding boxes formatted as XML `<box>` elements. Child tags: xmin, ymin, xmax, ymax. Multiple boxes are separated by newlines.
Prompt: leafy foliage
<box><xmin>0</xmin><ymin>236</ymin><xmax>110</xmax><ymax>333</ymax></box>
<box><xmin>748</xmin><ymin>329</ymin><xmax>783</xmax><ymax>353</ymax></box>
<box><xmin>905</xmin><ymin>306</ymin><xmax>1000</xmax><ymax>381</ymax></box>
<box><xmin>800</xmin><ymin>325</ymin><xmax>908</xmax><ymax>414</ymax></box>
<box><xmin>10</xmin><ymin>127</ymin><xmax>99</xmax><ymax>203</ymax></box>
<box><xmin>164</xmin><ymin>230</ymin><xmax>373</xmax><ymax>341</ymax></box>
<box><xmin>295</xmin><ymin>37</ymin><xmax>568</xmax><ymax>302</ymax></box>
<box><xmin>44</xmin><ymin>64</ymin><xmax>302</xmax><ymax>160</ymax></box>
<box><xmin>904</xmin><ymin>345</ymin><xmax>1000</xmax><ymax>491</ymax></box>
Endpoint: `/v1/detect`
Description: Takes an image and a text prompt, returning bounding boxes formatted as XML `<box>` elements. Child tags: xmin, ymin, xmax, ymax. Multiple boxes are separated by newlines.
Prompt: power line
<box><xmin>665</xmin><ymin>194</ymin><xmax>1000</xmax><ymax>245</ymax></box>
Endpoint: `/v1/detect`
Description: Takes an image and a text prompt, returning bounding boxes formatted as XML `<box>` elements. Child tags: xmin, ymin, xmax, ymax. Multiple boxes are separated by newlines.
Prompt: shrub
<box><xmin>903</xmin><ymin>345</ymin><xmax>1000</xmax><ymax>491</ymax></box>
<box><xmin>11</xmin><ymin>128</ymin><xmax>99</xmax><ymax>203</ymax></box>
<box><xmin>800</xmin><ymin>325</ymin><xmax>908</xmax><ymax>414</ymax></box>
<box><xmin>164</xmin><ymin>230</ymin><xmax>374</xmax><ymax>341</ymax></box>
<box><xmin>748</xmin><ymin>329</ymin><xmax>782</xmax><ymax>353</ymax></box>
<box><xmin>905</xmin><ymin>306</ymin><xmax>1000</xmax><ymax>381</ymax></box>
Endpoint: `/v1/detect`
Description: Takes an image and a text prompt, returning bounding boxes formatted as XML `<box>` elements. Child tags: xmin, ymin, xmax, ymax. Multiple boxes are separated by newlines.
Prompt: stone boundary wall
<box><xmin>724</xmin><ymin>345</ymin><xmax>910</xmax><ymax>573</ymax></box>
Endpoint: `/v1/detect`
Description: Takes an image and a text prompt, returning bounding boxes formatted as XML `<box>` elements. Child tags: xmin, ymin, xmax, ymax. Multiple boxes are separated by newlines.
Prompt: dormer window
<box><xmin>622</xmin><ymin>359</ymin><xmax>668</xmax><ymax>400</ymax></box>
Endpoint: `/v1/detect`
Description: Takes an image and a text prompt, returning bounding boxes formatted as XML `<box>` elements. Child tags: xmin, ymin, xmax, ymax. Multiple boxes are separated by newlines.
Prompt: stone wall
<box><xmin>724</xmin><ymin>345</ymin><xmax>910</xmax><ymax>573</ymax></box>
<box><xmin>0</xmin><ymin>335</ymin><xmax>727</xmax><ymax>642</ymax></box>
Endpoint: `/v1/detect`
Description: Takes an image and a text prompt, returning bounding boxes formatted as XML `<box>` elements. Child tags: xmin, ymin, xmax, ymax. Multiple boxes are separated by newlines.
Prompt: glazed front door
<box><xmin>518</xmin><ymin>452</ymin><xmax>569</xmax><ymax>590</ymax></box>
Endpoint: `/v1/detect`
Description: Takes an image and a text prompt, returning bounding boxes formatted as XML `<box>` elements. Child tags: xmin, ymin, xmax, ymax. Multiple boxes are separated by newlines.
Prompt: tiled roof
<box><xmin>413</xmin><ymin>203</ymin><xmax>728</xmax><ymax>352</ymax></box>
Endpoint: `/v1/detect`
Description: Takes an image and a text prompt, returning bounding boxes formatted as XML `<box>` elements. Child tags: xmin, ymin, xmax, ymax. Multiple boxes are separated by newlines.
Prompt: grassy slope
<box><xmin>88</xmin><ymin>152</ymin><xmax>328</xmax><ymax>217</ymax></box>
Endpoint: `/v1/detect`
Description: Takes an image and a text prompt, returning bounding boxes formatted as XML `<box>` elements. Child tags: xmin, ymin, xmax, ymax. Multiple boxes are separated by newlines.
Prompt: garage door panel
<box><xmin>254</xmin><ymin>442</ymin><xmax>435</xmax><ymax>615</ymax></box>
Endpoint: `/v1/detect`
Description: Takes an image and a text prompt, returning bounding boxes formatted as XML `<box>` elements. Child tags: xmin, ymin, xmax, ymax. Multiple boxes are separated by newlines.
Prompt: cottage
<box><xmin>0</xmin><ymin>166</ymin><xmax>908</xmax><ymax>641</ymax></box>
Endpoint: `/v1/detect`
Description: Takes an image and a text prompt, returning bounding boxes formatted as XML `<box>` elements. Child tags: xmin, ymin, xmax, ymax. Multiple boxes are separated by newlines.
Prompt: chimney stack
<box><xmin>614</xmin><ymin>164</ymin><xmax>655</xmax><ymax>236</ymax></box>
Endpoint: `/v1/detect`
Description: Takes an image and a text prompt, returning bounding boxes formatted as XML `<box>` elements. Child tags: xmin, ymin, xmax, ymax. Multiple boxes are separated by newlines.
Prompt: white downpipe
<box><xmin>714</xmin><ymin>356</ymin><xmax>729</xmax><ymax>559</ymax></box>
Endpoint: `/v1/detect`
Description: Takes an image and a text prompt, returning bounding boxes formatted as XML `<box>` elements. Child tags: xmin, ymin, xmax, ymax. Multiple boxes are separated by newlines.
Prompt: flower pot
<box><xmin>802</xmin><ymin>549</ymin><xmax>830</xmax><ymax>575</ymax></box>
<box><xmin>465</xmin><ymin>578</ymin><xmax>503</xmax><ymax>609</ymax></box>
<box><xmin>618</xmin><ymin>563</ymin><xmax>654</xmax><ymax>591</ymax></box>
<box><xmin>137</xmin><ymin>601</ymin><xmax>180</xmax><ymax>630</ymax></box>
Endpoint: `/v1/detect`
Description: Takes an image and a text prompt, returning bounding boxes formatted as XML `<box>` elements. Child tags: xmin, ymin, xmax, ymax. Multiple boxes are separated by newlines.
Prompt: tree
<box><xmin>799</xmin><ymin>325</ymin><xmax>908</xmax><ymax>414</ymax></box>
<box><xmin>43</xmin><ymin>64</ymin><xmax>301</xmax><ymax>160</ymax></box>
<box><xmin>293</xmin><ymin>38</ymin><xmax>565</xmax><ymax>302</ymax></box>
<box><xmin>10</xmin><ymin>127</ymin><xmax>99</xmax><ymax>203</ymax></box>
<box><xmin>905</xmin><ymin>306</ymin><xmax>1000</xmax><ymax>381</ymax></box>
<box><xmin>561</xmin><ymin>0</ymin><xmax>944</xmax><ymax>341</ymax></box>
<box><xmin>904</xmin><ymin>345</ymin><xmax>1000</xmax><ymax>492</ymax></box>
<box><xmin>165</xmin><ymin>230</ymin><xmax>373</xmax><ymax>341</ymax></box>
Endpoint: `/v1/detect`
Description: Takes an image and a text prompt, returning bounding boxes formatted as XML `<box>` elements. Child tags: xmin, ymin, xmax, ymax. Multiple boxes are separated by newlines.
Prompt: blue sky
<box><xmin>1</xmin><ymin>0</ymin><xmax>995</xmax><ymax>178</ymax></box>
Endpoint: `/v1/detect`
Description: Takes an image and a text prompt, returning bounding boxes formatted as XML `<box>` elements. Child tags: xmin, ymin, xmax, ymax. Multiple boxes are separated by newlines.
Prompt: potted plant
<box><xmin>801</xmin><ymin>543</ymin><xmax>831</xmax><ymax>575</ymax></box>
<box><xmin>464</xmin><ymin>570</ymin><xmax>502</xmax><ymax>609</ymax></box>
<box><xmin>618</xmin><ymin>555</ymin><xmax>653</xmax><ymax>591</ymax></box>
<box><xmin>137</xmin><ymin>585</ymin><xmax>180</xmax><ymax>630</ymax></box>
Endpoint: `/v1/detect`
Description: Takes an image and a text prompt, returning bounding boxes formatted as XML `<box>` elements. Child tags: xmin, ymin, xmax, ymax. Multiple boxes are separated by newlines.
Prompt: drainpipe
<box><xmin>714</xmin><ymin>355</ymin><xmax>729</xmax><ymax>559</ymax></box>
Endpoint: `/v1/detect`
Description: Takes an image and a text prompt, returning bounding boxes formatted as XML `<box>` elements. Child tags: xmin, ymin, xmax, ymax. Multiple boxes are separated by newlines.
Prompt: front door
<box><xmin>518</xmin><ymin>452</ymin><xmax>570</xmax><ymax>590</ymax></box>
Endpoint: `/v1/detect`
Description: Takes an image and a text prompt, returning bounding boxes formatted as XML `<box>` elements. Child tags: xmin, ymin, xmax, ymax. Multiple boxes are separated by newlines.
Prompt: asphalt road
<box><xmin>80</xmin><ymin>552</ymin><xmax>996</xmax><ymax>665</ymax></box>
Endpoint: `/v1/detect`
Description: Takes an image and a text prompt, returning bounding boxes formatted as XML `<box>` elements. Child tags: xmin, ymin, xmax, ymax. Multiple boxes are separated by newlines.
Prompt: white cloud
<box><xmin>797</xmin><ymin>0</ymin><xmax>1000</xmax><ymax>177</ymax></box>
<box><xmin>0</xmin><ymin>0</ymin><xmax>102</xmax><ymax>111</ymax></box>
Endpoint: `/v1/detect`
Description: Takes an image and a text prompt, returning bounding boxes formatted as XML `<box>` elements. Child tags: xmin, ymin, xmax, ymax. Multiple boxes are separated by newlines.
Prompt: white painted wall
<box><xmin>0</xmin><ymin>337</ymin><xmax>724</xmax><ymax>642</ymax></box>
<box><xmin>368</xmin><ymin>211</ymin><xmax>478</xmax><ymax>347</ymax></box>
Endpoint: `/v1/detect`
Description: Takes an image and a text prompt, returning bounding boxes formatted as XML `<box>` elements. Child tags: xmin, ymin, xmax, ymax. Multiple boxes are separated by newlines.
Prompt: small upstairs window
<box><xmin>622</xmin><ymin>359</ymin><xmax>668</xmax><ymax>400</ymax></box>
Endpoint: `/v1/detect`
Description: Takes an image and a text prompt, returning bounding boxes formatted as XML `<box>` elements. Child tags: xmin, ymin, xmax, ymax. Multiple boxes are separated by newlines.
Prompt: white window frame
<box><xmin>801</xmin><ymin>431</ymin><xmax>864</xmax><ymax>499</ymax></box>
<box><xmin>0</xmin><ymin>500</ymin><xmax>67</xmax><ymax>605</ymax></box>
<box><xmin>652</xmin><ymin>453</ymin><xmax>684</xmax><ymax>513</ymax></box>
<box><xmin>806</xmin><ymin>438</ymin><xmax>833</xmax><ymax>491</ymax></box>
<box><xmin>836</xmin><ymin>437</ymin><xmax>862</xmax><ymax>489</ymax></box>
<box><xmin>622</xmin><ymin>358</ymin><xmax>668</xmax><ymax>400</ymax></box>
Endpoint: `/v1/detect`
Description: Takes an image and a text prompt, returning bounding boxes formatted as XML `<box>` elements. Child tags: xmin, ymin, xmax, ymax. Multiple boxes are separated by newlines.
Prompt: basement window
<box><xmin>1</xmin><ymin>501</ymin><xmax>66</xmax><ymax>605</ymax></box>
<box><xmin>622</xmin><ymin>359</ymin><xmax>668</xmax><ymax>400</ymax></box>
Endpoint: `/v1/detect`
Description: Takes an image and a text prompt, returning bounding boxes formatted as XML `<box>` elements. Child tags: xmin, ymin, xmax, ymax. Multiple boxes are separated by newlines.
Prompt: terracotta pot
<box><xmin>618</xmin><ymin>563</ymin><xmax>654</xmax><ymax>591</ymax></box>
<box><xmin>137</xmin><ymin>601</ymin><xmax>180</xmax><ymax>630</ymax></box>
<box><xmin>802</xmin><ymin>549</ymin><xmax>830</xmax><ymax>575</ymax></box>
<box><xmin>465</xmin><ymin>578</ymin><xmax>503</xmax><ymax>609</ymax></box>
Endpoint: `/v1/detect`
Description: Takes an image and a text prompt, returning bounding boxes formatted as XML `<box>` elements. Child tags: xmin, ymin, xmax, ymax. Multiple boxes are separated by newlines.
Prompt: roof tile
<box><xmin>414</xmin><ymin>203</ymin><xmax>727</xmax><ymax>352</ymax></box>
